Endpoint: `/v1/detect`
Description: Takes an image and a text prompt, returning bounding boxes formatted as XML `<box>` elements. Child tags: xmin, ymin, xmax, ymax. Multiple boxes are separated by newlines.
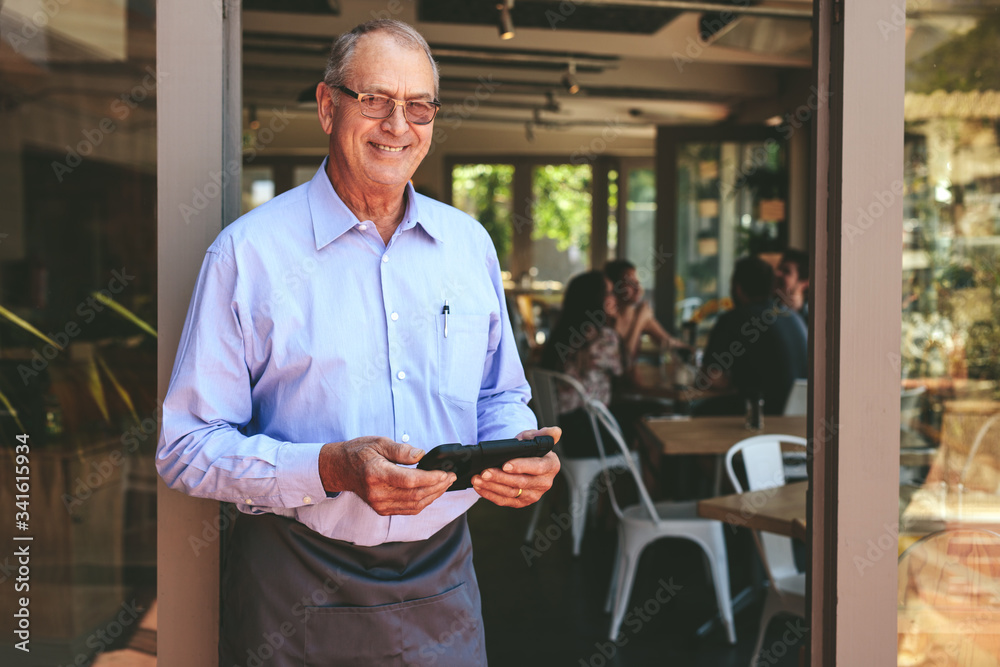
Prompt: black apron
<box><xmin>219</xmin><ymin>511</ymin><xmax>486</xmax><ymax>667</ymax></box>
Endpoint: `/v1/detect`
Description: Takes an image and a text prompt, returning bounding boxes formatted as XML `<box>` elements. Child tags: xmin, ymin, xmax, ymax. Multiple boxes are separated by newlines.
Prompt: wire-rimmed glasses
<box><xmin>335</xmin><ymin>85</ymin><xmax>441</xmax><ymax>125</ymax></box>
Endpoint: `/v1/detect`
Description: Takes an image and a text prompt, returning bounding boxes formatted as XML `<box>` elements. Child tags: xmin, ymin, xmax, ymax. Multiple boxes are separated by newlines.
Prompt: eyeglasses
<box><xmin>335</xmin><ymin>85</ymin><xmax>441</xmax><ymax>125</ymax></box>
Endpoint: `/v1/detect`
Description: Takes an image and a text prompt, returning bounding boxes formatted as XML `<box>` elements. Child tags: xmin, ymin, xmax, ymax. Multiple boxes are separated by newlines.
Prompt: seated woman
<box><xmin>604</xmin><ymin>259</ymin><xmax>690</xmax><ymax>364</ymax></box>
<box><xmin>540</xmin><ymin>270</ymin><xmax>637</xmax><ymax>458</ymax></box>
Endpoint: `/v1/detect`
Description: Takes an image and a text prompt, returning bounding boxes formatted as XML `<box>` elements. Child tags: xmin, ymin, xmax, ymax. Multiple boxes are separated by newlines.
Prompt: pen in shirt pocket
<box><xmin>442</xmin><ymin>300</ymin><xmax>449</xmax><ymax>338</ymax></box>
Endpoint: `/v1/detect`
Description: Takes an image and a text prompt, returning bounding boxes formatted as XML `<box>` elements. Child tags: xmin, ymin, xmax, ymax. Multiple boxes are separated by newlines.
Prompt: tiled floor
<box><xmin>468</xmin><ymin>478</ymin><xmax>806</xmax><ymax>667</ymax></box>
<box><xmin>97</xmin><ymin>481</ymin><xmax>806</xmax><ymax>667</ymax></box>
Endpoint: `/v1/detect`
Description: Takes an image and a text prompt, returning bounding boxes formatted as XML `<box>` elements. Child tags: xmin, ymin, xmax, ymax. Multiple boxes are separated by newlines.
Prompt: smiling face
<box><xmin>621</xmin><ymin>268</ymin><xmax>643</xmax><ymax>305</ymax></box>
<box><xmin>316</xmin><ymin>31</ymin><xmax>436</xmax><ymax>200</ymax></box>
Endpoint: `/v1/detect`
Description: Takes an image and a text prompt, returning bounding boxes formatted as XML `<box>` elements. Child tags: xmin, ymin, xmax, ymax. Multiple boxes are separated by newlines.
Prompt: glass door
<box><xmin>0</xmin><ymin>2</ymin><xmax>158</xmax><ymax>664</ymax></box>
<box><xmin>618</xmin><ymin>159</ymin><xmax>657</xmax><ymax>294</ymax></box>
<box><xmin>674</xmin><ymin>139</ymin><xmax>788</xmax><ymax>344</ymax></box>
<box><xmin>897</xmin><ymin>5</ymin><xmax>1000</xmax><ymax>663</ymax></box>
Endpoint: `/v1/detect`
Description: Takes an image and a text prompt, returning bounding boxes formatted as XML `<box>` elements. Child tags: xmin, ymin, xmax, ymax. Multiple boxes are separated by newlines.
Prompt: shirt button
<box><xmin>245</xmin><ymin>499</ymin><xmax>253</xmax><ymax>505</ymax></box>
<box><xmin>358</xmin><ymin>224</ymin><xmax>367</xmax><ymax>231</ymax></box>
<box><xmin>303</xmin><ymin>496</ymin><xmax>312</xmax><ymax>504</ymax></box>
<box><xmin>382</xmin><ymin>255</ymin><xmax>389</xmax><ymax>263</ymax></box>
<box><xmin>390</xmin><ymin>312</ymin><xmax>399</xmax><ymax>321</ymax></box>
<box><xmin>397</xmin><ymin>371</ymin><xmax>406</xmax><ymax>380</ymax></box>
<box><xmin>401</xmin><ymin>434</ymin><xmax>410</xmax><ymax>443</ymax></box>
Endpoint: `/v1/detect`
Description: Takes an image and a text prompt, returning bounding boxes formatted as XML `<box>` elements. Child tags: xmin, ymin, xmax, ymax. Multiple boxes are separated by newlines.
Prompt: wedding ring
<box><xmin>515</xmin><ymin>488</ymin><xmax>523</xmax><ymax>498</ymax></box>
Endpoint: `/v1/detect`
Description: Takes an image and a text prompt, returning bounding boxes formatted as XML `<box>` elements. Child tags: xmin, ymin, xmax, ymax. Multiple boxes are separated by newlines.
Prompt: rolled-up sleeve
<box><xmin>156</xmin><ymin>249</ymin><xmax>328</xmax><ymax>509</ymax></box>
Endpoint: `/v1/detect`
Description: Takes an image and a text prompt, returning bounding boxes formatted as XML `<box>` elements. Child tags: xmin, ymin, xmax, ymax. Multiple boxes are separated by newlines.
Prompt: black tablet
<box><xmin>417</xmin><ymin>435</ymin><xmax>555</xmax><ymax>490</ymax></box>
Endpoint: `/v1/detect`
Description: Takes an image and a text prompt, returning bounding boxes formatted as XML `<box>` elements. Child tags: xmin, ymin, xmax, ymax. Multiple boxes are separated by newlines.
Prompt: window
<box><xmin>896</xmin><ymin>8</ymin><xmax>1000</xmax><ymax>663</ymax></box>
<box><xmin>0</xmin><ymin>3</ymin><xmax>157</xmax><ymax>661</ymax></box>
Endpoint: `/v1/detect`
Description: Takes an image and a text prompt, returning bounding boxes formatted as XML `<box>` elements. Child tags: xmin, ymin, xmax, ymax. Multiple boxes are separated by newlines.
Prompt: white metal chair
<box><xmin>899</xmin><ymin>386</ymin><xmax>926</xmax><ymax>441</ymax></box>
<box><xmin>782</xmin><ymin>379</ymin><xmax>810</xmax><ymax>480</ymax></box>
<box><xmin>523</xmin><ymin>368</ymin><xmax>638</xmax><ymax>556</ymax></box>
<box><xmin>588</xmin><ymin>399</ymin><xmax>737</xmax><ymax>644</ymax></box>
<box><xmin>724</xmin><ymin>434</ymin><xmax>808</xmax><ymax>666</ymax></box>
<box><xmin>783</xmin><ymin>378</ymin><xmax>809</xmax><ymax>416</ymax></box>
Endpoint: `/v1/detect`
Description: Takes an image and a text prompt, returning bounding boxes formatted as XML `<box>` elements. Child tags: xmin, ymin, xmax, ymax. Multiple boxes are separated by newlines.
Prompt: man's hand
<box><xmin>471</xmin><ymin>427</ymin><xmax>561</xmax><ymax>508</ymax></box>
<box><xmin>318</xmin><ymin>437</ymin><xmax>456</xmax><ymax>516</ymax></box>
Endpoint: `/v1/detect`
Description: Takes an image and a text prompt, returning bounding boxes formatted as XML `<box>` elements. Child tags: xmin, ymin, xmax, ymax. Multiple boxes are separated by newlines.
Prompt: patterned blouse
<box><xmin>556</xmin><ymin>326</ymin><xmax>624</xmax><ymax>414</ymax></box>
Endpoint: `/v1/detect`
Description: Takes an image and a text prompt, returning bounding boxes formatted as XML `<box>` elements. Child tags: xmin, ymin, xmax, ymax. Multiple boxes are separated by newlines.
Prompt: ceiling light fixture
<box><xmin>562</xmin><ymin>62</ymin><xmax>580</xmax><ymax>95</ymax></box>
<box><xmin>497</xmin><ymin>0</ymin><xmax>515</xmax><ymax>40</ymax></box>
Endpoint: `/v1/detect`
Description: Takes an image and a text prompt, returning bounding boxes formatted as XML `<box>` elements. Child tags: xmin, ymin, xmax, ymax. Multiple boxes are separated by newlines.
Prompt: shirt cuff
<box><xmin>275</xmin><ymin>441</ymin><xmax>329</xmax><ymax>508</ymax></box>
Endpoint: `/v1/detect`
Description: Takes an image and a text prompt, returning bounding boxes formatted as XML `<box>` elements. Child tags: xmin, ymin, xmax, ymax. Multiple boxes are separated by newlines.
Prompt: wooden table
<box><xmin>638</xmin><ymin>415</ymin><xmax>808</xmax><ymax>457</ymax></box>
<box><xmin>636</xmin><ymin>415</ymin><xmax>807</xmax><ymax>497</ymax></box>
<box><xmin>632</xmin><ymin>363</ymin><xmax>736</xmax><ymax>404</ymax></box>
<box><xmin>697</xmin><ymin>481</ymin><xmax>808</xmax><ymax>541</ymax></box>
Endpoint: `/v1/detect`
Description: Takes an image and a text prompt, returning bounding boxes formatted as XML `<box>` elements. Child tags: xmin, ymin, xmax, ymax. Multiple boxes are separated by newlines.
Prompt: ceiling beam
<box><xmin>517</xmin><ymin>0</ymin><xmax>813</xmax><ymax>20</ymax></box>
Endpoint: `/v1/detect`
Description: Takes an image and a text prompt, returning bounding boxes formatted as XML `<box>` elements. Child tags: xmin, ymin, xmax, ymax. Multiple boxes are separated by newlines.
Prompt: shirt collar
<box><xmin>308</xmin><ymin>158</ymin><xmax>445</xmax><ymax>249</ymax></box>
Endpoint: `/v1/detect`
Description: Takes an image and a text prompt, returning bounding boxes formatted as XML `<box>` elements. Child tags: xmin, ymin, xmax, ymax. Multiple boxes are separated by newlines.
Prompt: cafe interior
<box><xmin>2</xmin><ymin>0</ymin><xmax>1000</xmax><ymax>665</ymax></box>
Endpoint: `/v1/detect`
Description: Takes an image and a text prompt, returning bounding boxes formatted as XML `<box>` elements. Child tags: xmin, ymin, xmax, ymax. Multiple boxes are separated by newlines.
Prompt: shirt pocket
<box><xmin>302</xmin><ymin>582</ymin><xmax>483</xmax><ymax>667</ymax></box>
<box><xmin>437</xmin><ymin>313</ymin><xmax>490</xmax><ymax>410</ymax></box>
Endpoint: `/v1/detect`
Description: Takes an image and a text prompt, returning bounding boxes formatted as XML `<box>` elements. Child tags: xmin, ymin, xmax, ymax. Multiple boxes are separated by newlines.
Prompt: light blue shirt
<box><xmin>157</xmin><ymin>161</ymin><xmax>536</xmax><ymax>546</ymax></box>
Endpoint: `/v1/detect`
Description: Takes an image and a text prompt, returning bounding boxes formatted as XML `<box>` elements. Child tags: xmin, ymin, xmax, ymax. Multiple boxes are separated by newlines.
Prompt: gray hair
<box><xmin>323</xmin><ymin>19</ymin><xmax>439</xmax><ymax>101</ymax></box>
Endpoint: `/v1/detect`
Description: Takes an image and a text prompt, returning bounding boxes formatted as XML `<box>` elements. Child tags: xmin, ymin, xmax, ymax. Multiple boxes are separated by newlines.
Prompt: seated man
<box><xmin>776</xmin><ymin>247</ymin><xmax>809</xmax><ymax>323</ymax></box>
<box><xmin>692</xmin><ymin>256</ymin><xmax>808</xmax><ymax>416</ymax></box>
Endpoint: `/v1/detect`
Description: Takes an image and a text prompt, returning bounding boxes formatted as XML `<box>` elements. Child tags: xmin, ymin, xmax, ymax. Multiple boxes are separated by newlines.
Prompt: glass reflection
<box><xmin>898</xmin><ymin>5</ymin><xmax>1000</xmax><ymax>663</ymax></box>
<box><xmin>0</xmin><ymin>1</ymin><xmax>157</xmax><ymax>664</ymax></box>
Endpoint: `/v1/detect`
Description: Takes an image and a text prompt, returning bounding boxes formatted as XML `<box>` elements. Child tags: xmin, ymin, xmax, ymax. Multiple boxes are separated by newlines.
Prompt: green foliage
<box><xmin>451</xmin><ymin>164</ymin><xmax>514</xmax><ymax>265</ymax></box>
<box><xmin>626</xmin><ymin>168</ymin><xmax>655</xmax><ymax>205</ymax></box>
<box><xmin>531</xmin><ymin>164</ymin><xmax>592</xmax><ymax>252</ymax></box>
<box><xmin>908</xmin><ymin>16</ymin><xmax>1000</xmax><ymax>93</ymax></box>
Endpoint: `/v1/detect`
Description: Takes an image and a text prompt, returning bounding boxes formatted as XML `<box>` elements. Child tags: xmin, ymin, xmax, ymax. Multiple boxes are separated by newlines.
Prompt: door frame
<box><xmin>154</xmin><ymin>1</ymin><xmax>906</xmax><ymax>663</ymax></box>
<box><xmin>157</xmin><ymin>0</ymin><xmax>242</xmax><ymax>664</ymax></box>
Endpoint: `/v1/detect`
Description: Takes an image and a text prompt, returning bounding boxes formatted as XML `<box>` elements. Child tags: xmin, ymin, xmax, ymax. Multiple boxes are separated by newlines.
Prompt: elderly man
<box><xmin>157</xmin><ymin>19</ymin><xmax>559</xmax><ymax>667</ymax></box>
